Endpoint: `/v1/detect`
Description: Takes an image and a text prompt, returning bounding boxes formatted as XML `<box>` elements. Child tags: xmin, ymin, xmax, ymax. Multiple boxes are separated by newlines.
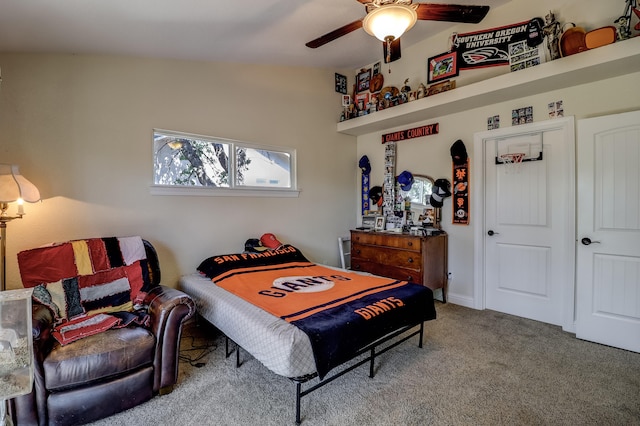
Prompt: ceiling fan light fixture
<box><xmin>362</xmin><ymin>4</ymin><xmax>418</xmax><ymax>42</ymax></box>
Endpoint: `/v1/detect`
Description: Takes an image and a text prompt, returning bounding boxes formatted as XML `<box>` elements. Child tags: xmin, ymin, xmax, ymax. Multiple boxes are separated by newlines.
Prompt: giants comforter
<box><xmin>197</xmin><ymin>245</ymin><xmax>436</xmax><ymax>379</ymax></box>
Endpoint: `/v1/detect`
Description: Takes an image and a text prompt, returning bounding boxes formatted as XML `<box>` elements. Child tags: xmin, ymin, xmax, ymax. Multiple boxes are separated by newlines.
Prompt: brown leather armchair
<box><xmin>9</xmin><ymin>240</ymin><xmax>195</xmax><ymax>426</ymax></box>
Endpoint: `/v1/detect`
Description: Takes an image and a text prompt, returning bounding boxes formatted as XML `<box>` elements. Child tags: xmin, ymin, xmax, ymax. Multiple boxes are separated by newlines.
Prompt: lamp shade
<box><xmin>0</xmin><ymin>164</ymin><xmax>40</xmax><ymax>203</ymax></box>
<box><xmin>362</xmin><ymin>4</ymin><xmax>418</xmax><ymax>42</ymax></box>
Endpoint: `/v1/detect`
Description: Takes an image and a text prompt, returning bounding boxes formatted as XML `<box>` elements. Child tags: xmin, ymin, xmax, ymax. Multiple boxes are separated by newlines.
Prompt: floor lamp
<box><xmin>0</xmin><ymin>164</ymin><xmax>41</xmax><ymax>292</ymax></box>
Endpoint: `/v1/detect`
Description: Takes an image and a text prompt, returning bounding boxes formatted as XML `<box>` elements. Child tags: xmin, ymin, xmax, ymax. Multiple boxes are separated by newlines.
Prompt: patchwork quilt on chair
<box><xmin>18</xmin><ymin>236</ymin><xmax>152</xmax><ymax>345</ymax></box>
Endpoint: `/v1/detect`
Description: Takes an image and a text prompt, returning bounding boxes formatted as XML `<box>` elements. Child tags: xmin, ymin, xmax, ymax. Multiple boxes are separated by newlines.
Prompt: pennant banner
<box><xmin>453</xmin><ymin>21</ymin><xmax>529</xmax><ymax>70</ymax></box>
<box><xmin>452</xmin><ymin>161</ymin><xmax>469</xmax><ymax>225</ymax></box>
<box><xmin>361</xmin><ymin>173</ymin><xmax>370</xmax><ymax>215</ymax></box>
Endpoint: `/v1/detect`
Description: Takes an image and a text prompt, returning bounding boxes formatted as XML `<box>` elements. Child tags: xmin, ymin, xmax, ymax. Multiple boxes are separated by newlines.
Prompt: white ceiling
<box><xmin>0</xmin><ymin>0</ymin><xmax>512</xmax><ymax>70</ymax></box>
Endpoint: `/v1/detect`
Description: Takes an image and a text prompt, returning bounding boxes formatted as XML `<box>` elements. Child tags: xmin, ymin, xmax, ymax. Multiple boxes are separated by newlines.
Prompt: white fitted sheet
<box><xmin>179</xmin><ymin>273</ymin><xmax>317</xmax><ymax>378</ymax></box>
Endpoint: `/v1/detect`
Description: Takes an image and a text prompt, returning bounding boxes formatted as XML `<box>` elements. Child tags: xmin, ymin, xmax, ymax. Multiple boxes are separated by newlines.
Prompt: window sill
<box><xmin>150</xmin><ymin>185</ymin><xmax>300</xmax><ymax>197</ymax></box>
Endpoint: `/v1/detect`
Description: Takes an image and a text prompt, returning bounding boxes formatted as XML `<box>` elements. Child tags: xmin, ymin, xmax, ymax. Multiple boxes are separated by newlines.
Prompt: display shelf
<box><xmin>337</xmin><ymin>37</ymin><xmax>640</xmax><ymax>136</ymax></box>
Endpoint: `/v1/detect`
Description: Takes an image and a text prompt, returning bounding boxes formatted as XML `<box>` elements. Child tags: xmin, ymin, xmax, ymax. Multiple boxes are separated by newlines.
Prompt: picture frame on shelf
<box><xmin>354</xmin><ymin>92</ymin><xmax>369</xmax><ymax>110</ymax></box>
<box><xmin>342</xmin><ymin>95</ymin><xmax>351</xmax><ymax>107</ymax></box>
<box><xmin>427</xmin><ymin>80</ymin><xmax>456</xmax><ymax>96</ymax></box>
<box><xmin>427</xmin><ymin>51</ymin><xmax>459</xmax><ymax>84</ymax></box>
<box><xmin>374</xmin><ymin>215</ymin><xmax>386</xmax><ymax>231</ymax></box>
<box><xmin>356</xmin><ymin>68</ymin><xmax>371</xmax><ymax>93</ymax></box>
<box><xmin>335</xmin><ymin>73</ymin><xmax>348</xmax><ymax>94</ymax></box>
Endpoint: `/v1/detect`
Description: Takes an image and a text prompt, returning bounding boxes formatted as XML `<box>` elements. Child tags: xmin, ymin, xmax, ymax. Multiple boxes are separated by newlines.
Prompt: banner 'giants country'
<box><xmin>453</xmin><ymin>21</ymin><xmax>529</xmax><ymax>70</ymax></box>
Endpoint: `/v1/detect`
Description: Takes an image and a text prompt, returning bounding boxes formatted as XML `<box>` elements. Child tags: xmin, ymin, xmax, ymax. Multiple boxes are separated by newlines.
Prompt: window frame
<box><xmin>150</xmin><ymin>129</ymin><xmax>299</xmax><ymax>197</ymax></box>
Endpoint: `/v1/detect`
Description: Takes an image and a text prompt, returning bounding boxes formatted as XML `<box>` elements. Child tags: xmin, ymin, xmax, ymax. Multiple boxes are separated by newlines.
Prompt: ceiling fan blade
<box><xmin>305</xmin><ymin>19</ymin><xmax>364</xmax><ymax>48</ymax></box>
<box><xmin>415</xmin><ymin>3</ymin><xmax>490</xmax><ymax>24</ymax></box>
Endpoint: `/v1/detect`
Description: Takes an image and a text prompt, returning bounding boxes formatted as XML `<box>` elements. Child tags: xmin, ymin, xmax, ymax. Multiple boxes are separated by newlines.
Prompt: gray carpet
<box><xmin>89</xmin><ymin>303</ymin><xmax>640</xmax><ymax>425</ymax></box>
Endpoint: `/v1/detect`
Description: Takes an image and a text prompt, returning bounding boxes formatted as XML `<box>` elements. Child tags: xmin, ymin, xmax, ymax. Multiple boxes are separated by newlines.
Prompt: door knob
<box><xmin>581</xmin><ymin>237</ymin><xmax>601</xmax><ymax>245</ymax></box>
<box><xmin>487</xmin><ymin>230</ymin><xmax>499</xmax><ymax>236</ymax></box>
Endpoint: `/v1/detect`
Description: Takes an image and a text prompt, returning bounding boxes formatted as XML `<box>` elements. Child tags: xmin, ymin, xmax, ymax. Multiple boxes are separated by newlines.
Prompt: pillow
<box><xmin>197</xmin><ymin>244</ymin><xmax>310</xmax><ymax>279</ymax></box>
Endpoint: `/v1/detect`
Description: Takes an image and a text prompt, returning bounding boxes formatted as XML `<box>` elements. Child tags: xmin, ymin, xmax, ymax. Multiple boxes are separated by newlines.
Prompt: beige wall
<box><xmin>0</xmin><ymin>54</ymin><xmax>356</xmax><ymax>289</ymax></box>
<box><xmin>1</xmin><ymin>0</ymin><xmax>637</xmax><ymax>302</ymax></box>
<box><xmin>354</xmin><ymin>0</ymin><xmax>640</xmax><ymax>304</ymax></box>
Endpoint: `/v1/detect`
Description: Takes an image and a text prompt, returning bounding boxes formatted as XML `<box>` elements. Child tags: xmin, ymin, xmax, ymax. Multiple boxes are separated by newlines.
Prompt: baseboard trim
<box><xmin>445</xmin><ymin>293</ymin><xmax>475</xmax><ymax>309</ymax></box>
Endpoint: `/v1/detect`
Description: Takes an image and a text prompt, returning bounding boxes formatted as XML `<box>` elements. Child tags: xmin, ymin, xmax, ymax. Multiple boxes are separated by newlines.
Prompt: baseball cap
<box><xmin>245</xmin><ymin>238</ymin><xmax>269</xmax><ymax>253</ymax></box>
<box><xmin>359</xmin><ymin>155</ymin><xmax>371</xmax><ymax>174</ymax></box>
<box><xmin>368</xmin><ymin>186</ymin><xmax>383</xmax><ymax>206</ymax></box>
<box><xmin>260</xmin><ymin>233</ymin><xmax>284</xmax><ymax>250</ymax></box>
<box><xmin>430</xmin><ymin>178</ymin><xmax>452</xmax><ymax>207</ymax></box>
<box><xmin>450</xmin><ymin>139</ymin><xmax>468</xmax><ymax>165</ymax></box>
<box><xmin>397</xmin><ymin>170</ymin><xmax>414</xmax><ymax>191</ymax></box>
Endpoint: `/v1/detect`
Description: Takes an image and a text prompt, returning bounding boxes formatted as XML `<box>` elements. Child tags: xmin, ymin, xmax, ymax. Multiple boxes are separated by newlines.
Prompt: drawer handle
<box><xmin>407</xmin><ymin>257</ymin><xmax>413</xmax><ymax>263</ymax></box>
<box><xmin>355</xmin><ymin>249</ymin><xmax>361</xmax><ymax>255</ymax></box>
<box><xmin>407</xmin><ymin>276</ymin><xmax>413</xmax><ymax>281</ymax></box>
<box><xmin>353</xmin><ymin>264</ymin><xmax>361</xmax><ymax>270</ymax></box>
<box><xmin>407</xmin><ymin>241</ymin><xmax>413</xmax><ymax>247</ymax></box>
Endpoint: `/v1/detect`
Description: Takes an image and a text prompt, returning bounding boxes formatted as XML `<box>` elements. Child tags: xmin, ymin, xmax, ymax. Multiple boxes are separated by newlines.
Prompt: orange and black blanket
<box><xmin>197</xmin><ymin>245</ymin><xmax>436</xmax><ymax>379</ymax></box>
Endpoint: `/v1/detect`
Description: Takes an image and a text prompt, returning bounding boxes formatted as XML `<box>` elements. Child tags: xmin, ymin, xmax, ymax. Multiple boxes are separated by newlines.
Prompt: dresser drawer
<box><xmin>351</xmin><ymin>259</ymin><xmax>423</xmax><ymax>284</ymax></box>
<box><xmin>350</xmin><ymin>229</ymin><xmax>448</xmax><ymax>301</ymax></box>
<box><xmin>352</xmin><ymin>244</ymin><xmax>423</xmax><ymax>269</ymax></box>
<box><xmin>351</xmin><ymin>232</ymin><xmax>421</xmax><ymax>251</ymax></box>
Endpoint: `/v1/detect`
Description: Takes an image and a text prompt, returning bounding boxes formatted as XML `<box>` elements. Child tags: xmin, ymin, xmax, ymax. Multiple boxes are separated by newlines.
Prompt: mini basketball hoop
<box><xmin>500</xmin><ymin>153</ymin><xmax>525</xmax><ymax>174</ymax></box>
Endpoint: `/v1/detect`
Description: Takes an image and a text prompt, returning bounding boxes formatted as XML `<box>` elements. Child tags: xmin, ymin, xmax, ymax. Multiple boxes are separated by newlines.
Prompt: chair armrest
<box><xmin>32</xmin><ymin>303</ymin><xmax>54</xmax><ymax>342</ymax></box>
<box><xmin>31</xmin><ymin>303</ymin><xmax>59</xmax><ymax>364</ymax></box>
<box><xmin>145</xmin><ymin>285</ymin><xmax>196</xmax><ymax>336</ymax></box>
<box><xmin>144</xmin><ymin>285</ymin><xmax>195</xmax><ymax>392</ymax></box>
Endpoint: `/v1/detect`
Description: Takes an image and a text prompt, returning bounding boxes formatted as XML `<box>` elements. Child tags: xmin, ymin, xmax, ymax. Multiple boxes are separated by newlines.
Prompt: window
<box><xmin>151</xmin><ymin>129</ymin><xmax>298</xmax><ymax>197</ymax></box>
<box><xmin>236</xmin><ymin>147</ymin><xmax>292</xmax><ymax>188</ymax></box>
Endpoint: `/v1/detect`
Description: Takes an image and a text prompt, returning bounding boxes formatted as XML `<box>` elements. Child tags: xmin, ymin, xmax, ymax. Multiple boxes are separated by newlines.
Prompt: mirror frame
<box><xmin>406</xmin><ymin>174</ymin><xmax>441</xmax><ymax>227</ymax></box>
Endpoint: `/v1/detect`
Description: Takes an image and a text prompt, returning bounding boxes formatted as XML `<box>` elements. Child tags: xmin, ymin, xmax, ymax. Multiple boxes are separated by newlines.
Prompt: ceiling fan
<box><xmin>306</xmin><ymin>0</ymin><xmax>490</xmax><ymax>62</ymax></box>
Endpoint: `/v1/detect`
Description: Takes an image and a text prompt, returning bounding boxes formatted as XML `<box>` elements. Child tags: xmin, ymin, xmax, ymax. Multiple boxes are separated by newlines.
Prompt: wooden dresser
<box><xmin>350</xmin><ymin>230</ymin><xmax>448</xmax><ymax>302</ymax></box>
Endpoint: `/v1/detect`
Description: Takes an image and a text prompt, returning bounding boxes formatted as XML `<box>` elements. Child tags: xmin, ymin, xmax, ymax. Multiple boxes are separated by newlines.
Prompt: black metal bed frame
<box><xmin>225</xmin><ymin>321</ymin><xmax>425</xmax><ymax>425</ymax></box>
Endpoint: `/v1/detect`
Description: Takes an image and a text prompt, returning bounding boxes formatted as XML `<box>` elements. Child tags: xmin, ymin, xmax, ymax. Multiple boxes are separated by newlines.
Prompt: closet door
<box><xmin>576</xmin><ymin>110</ymin><xmax>640</xmax><ymax>353</ymax></box>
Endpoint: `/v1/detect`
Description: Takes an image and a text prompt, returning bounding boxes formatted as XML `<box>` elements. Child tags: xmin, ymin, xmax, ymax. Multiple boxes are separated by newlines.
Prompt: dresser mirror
<box><xmin>405</xmin><ymin>174</ymin><xmax>434</xmax><ymax>206</ymax></box>
<box><xmin>404</xmin><ymin>174</ymin><xmax>440</xmax><ymax>227</ymax></box>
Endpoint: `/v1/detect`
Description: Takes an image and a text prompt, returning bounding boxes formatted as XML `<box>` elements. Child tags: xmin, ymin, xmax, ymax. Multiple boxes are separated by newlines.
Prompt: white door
<box><xmin>576</xmin><ymin>110</ymin><xmax>640</xmax><ymax>353</ymax></box>
<box><xmin>475</xmin><ymin>118</ymin><xmax>575</xmax><ymax>328</ymax></box>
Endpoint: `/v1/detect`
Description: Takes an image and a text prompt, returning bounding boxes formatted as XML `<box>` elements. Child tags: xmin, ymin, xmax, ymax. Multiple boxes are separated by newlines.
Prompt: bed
<box><xmin>179</xmin><ymin>245</ymin><xmax>436</xmax><ymax>424</ymax></box>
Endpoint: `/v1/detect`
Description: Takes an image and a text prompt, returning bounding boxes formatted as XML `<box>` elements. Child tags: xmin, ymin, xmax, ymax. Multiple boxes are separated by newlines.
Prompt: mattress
<box><xmin>179</xmin><ymin>273</ymin><xmax>317</xmax><ymax>378</ymax></box>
